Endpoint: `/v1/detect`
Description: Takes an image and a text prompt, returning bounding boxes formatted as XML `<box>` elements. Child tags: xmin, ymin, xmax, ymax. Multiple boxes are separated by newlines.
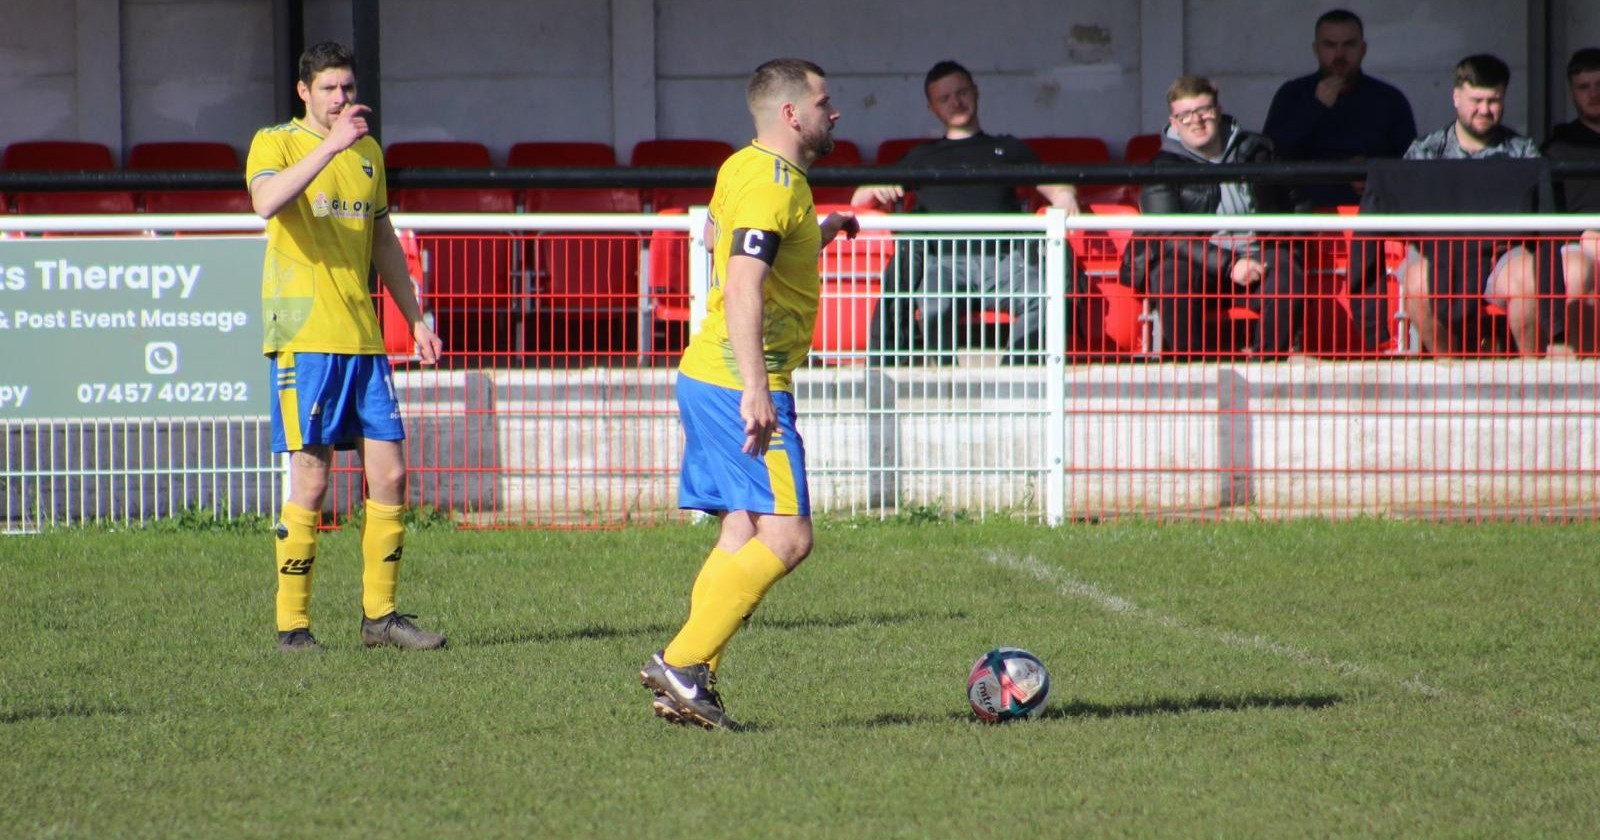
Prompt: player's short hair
<box><xmin>923</xmin><ymin>60</ymin><xmax>974</xmax><ymax>98</ymax></box>
<box><xmin>1166</xmin><ymin>75</ymin><xmax>1219</xmax><ymax>105</ymax></box>
<box><xmin>747</xmin><ymin>58</ymin><xmax>825</xmax><ymax>115</ymax></box>
<box><xmin>1315</xmin><ymin>9</ymin><xmax>1364</xmax><ymax>37</ymax></box>
<box><xmin>1454</xmin><ymin>54</ymin><xmax>1511</xmax><ymax>90</ymax></box>
<box><xmin>298</xmin><ymin>41</ymin><xmax>356</xmax><ymax>85</ymax></box>
<box><xmin>1567</xmin><ymin>48</ymin><xmax>1600</xmax><ymax>79</ymax></box>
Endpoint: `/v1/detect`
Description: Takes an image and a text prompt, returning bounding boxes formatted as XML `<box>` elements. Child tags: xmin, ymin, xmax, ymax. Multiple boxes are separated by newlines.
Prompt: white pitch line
<box><xmin>985</xmin><ymin>550</ymin><xmax>1448</xmax><ymax>697</ymax></box>
<box><xmin>987</xmin><ymin>550</ymin><xmax>1600</xmax><ymax>740</ymax></box>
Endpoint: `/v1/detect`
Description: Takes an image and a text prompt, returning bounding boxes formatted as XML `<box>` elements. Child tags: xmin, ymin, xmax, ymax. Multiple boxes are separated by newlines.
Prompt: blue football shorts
<box><xmin>676</xmin><ymin>372</ymin><xmax>810</xmax><ymax>516</ymax></box>
<box><xmin>269</xmin><ymin>351</ymin><xmax>405</xmax><ymax>453</ymax></box>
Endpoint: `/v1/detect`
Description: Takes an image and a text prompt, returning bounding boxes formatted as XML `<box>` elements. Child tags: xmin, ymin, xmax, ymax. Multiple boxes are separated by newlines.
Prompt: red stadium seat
<box><xmin>1023</xmin><ymin>136</ymin><xmax>1111</xmax><ymax>164</ymax></box>
<box><xmin>812</xmin><ymin>205</ymin><xmax>889</xmax><ymax>362</ymax></box>
<box><xmin>128</xmin><ymin>141</ymin><xmax>252</xmax><ymax>214</ymax></box>
<box><xmin>373</xmin><ymin>229</ymin><xmax>430</xmax><ymax>363</ymax></box>
<box><xmin>1023</xmin><ymin>135</ymin><xmax>1128</xmax><ymax>208</ymax></box>
<box><xmin>508</xmin><ymin>141</ymin><xmax>640</xmax><ymax>213</ymax></box>
<box><xmin>630</xmin><ymin>138</ymin><xmax>734</xmax><ymax>210</ymax></box>
<box><xmin>873</xmin><ymin>137</ymin><xmax>926</xmax><ymax>166</ymax></box>
<box><xmin>1118</xmin><ymin>134</ymin><xmax>1164</xmax><ymax>207</ymax></box>
<box><xmin>509</xmin><ymin>141</ymin><xmax>645</xmax><ymax>363</ymax></box>
<box><xmin>1069</xmin><ymin>204</ymin><xmax>1146</xmax><ymax>355</ymax></box>
<box><xmin>508</xmin><ymin>141</ymin><xmax>615</xmax><ymax>167</ymax></box>
<box><xmin>385</xmin><ymin>141</ymin><xmax>514</xmax><ymax>213</ymax></box>
<box><xmin>809</xmin><ymin>139</ymin><xmax>863</xmax><ymax>205</ymax></box>
<box><xmin>1122</xmin><ymin>133</ymin><xmax>1163</xmax><ymax>163</ymax></box>
<box><xmin>2</xmin><ymin>140</ymin><xmax>136</xmax><ymax>215</ymax></box>
<box><xmin>646</xmin><ymin>207</ymin><xmax>692</xmax><ymax>352</ymax></box>
<box><xmin>385</xmin><ymin>142</ymin><xmax>517</xmax><ymax>364</ymax></box>
<box><xmin>1306</xmin><ymin>206</ymin><xmax>1419</xmax><ymax>357</ymax></box>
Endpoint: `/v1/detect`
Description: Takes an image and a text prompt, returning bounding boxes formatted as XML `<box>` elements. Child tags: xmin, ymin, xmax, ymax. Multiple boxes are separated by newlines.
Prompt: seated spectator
<box><xmin>1131</xmin><ymin>76</ymin><xmax>1309</xmax><ymax>358</ymax></box>
<box><xmin>853</xmin><ymin>60</ymin><xmax>1081</xmax><ymax>365</ymax></box>
<box><xmin>1543</xmin><ymin>47</ymin><xmax>1600</xmax><ymax>352</ymax></box>
<box><xmin>1263</xmin><ymin>8</ymin><xmax>1417</xmax><ymax>207</ymax></box>
<box><xmin>1397</xmin><ymin>54</ymin><xmax>1551</xmax><ymax>356</ymax></box>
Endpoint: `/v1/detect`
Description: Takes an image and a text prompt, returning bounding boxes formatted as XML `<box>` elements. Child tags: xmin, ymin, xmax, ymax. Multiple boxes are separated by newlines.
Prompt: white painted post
<box><xmin>1044</xmin><ymin>207</ymin><xmax>1068</xmax><ymax>526</ymax></box>
<box><xmin>688</xmin><ymin>206</ymin><xmax>711</xmax><ymax>336</ymax></box>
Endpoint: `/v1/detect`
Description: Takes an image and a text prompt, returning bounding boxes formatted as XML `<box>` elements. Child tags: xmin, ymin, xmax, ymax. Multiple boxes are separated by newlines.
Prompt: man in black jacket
<box><xmin>1545</xmin><ymin>47</ymin><xmax>1600</xmax><ymax>351</ymax></box>
<box><xmin>854</xmin><ymin>61</ymin><xmax>1081</xmax><ymax>365</ymax></box>
<box><xmin>1134</xmin><ymin>76</ymin><xmax>1309</xmax><ymax>357</ymax></box>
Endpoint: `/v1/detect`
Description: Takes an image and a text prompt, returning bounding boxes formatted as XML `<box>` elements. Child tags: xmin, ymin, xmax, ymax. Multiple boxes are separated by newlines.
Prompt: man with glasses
<box><xmin>1130</xmin><ymin>76</ymin><xmax>1308</xmax><ymax>358</ymax></box>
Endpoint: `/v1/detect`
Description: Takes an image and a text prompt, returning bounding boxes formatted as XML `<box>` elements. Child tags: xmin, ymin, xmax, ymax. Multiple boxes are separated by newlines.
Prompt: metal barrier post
<box><xmin>1043</xmin><ymin>207</ymin><xmax>1068</xmax><ymax>526</ymax></box>
<box><xmin>688</xmin><ymin>206</ymin><xmax>710</xmax><ymax>337</ymax></box>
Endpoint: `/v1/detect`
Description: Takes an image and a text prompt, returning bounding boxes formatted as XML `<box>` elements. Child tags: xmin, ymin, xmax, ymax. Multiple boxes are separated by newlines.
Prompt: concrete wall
<box><xmin>480</xmin><ymin>363</ymin><xmax>1600</xmax><ymax>523</ymax></box>
<box><xmin>4</xmin><ymin>0</ymin><xmax>1595</xmax><ymax>167</ymax></box>
<box><xmin>9</xmin><ymin>362</ymin><xmax>1598</xmax><ymax>526</ymax></box>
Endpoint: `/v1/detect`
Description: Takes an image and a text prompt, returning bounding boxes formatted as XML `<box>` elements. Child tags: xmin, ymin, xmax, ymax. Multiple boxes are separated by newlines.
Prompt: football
<box><xmin>967</xmin><ymin>647</ymin><xmax>1051</xmax><ymax>722</ymax></box>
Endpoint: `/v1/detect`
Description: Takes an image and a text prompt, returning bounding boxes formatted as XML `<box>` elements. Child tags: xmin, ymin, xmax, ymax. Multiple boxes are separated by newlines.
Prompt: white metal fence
<box><xmin>4</xmin><ymin>210</ymin><xmax>1599</xmax><ymax>529</ymax></box>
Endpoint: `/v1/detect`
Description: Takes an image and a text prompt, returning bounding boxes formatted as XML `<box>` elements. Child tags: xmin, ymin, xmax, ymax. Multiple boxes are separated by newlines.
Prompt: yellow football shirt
<box><xmin>246</xmin><ymin>119</ymin><xmax>388</xmax><ymax>355</ymax></box>
<box><xmin>677</xmin><ymin>141</ymin><xmax>821</xmax><ymax>392</ymax></box>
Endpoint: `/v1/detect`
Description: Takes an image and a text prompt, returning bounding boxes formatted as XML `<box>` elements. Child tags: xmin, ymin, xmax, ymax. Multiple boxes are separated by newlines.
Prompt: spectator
<box><xmin>1132</xmin><ymin>76</ymin><xmax>1309</xmax><ymax>358</ymax></box>
<box><xmin>1263</xmin><ymin>9</ymin><xmax>1417</xmax><ymax>208</ymax></box>
<box><xmin>853</xmin><ymin>60</ymin><xmax>1080</xmax><ymax>365</ymax></box>
<box><xmin>1543</xmin><ymin>47</ymin><xmax>1600</xmax><ymax>352</ymax></box>
<box><xmin>1397</xmin><ymin>54</ymin><xmax>1549</xmax><ymax>355</ymax></box>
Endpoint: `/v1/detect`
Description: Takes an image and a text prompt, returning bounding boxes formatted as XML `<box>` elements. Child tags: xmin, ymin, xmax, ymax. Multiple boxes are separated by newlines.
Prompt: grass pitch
<box><xmin>3</xmin><ymin>519</ymin><xmax>1598</xmax><ymax>838</ymax></box>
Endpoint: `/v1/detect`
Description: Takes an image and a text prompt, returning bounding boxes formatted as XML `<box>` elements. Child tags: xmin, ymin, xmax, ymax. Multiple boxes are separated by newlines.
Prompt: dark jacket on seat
<box><xmin>1139</xmin><ymin>119</ymin><xmax>1306</xmax><ymax>217</ymax></box>
<box><xmin>1124</xmin><ymin>118</ymin><xmax>1308</xmax><ymax>292</ymax></box>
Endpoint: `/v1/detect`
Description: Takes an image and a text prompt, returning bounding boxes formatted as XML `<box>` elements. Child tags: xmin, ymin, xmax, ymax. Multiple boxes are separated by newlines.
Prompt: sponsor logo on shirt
<box><xmin>310</xmin><ymin>192</ymin><xmax>374</xmax><ymax>220</ymax></box>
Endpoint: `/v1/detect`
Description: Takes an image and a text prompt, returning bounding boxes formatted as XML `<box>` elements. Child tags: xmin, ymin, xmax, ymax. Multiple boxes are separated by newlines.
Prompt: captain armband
<box><xmin>730</xmin><ymin>228</ymin><xmax>781</xmax><ymax>265</ymax></box>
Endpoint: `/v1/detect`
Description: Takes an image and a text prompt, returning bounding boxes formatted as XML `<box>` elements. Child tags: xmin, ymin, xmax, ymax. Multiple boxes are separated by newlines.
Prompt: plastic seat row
<box><xmin>2</xmin><ymin>134</ymin><xmax>1164</xmax><ymax>216</ymax></box>
<box><xmin>0</xmin><ymin>140</ymin><xmax>250</xmax><ymax>214</ymax></box>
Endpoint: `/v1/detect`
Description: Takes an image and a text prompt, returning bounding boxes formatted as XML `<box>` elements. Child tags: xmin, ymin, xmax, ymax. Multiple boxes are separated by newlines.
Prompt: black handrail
<box><xmin>3</xmin><ymin>160</ymin><xmax>1600</xmax><ymax>192</ymax></box>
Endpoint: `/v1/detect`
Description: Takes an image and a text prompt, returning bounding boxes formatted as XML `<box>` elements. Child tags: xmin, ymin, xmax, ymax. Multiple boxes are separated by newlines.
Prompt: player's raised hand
<box><xmin>327</xmin><ymin>104</ymin><xmax>371</xmax><ymax>151</ymax></box>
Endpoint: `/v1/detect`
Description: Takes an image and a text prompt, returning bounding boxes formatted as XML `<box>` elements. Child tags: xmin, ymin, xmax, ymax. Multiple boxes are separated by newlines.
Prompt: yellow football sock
<box><xmin>664</xmin><ymin>540</ymin><xmax>788</xmax><ymax>668</ymax></box>
<box><xmin>688</xmin><ymin>547</ymin><xmax>737</xmax><ymax>672</ymax></box>
<box><xmin>361</xmin><ymin>500</ymin><xmax>406</xmax><ymax>621</ymax></box>
<box><xmin>274</xmin><ymin>502</ymin><xmax>320</xmax><ymax>632</ymax></box>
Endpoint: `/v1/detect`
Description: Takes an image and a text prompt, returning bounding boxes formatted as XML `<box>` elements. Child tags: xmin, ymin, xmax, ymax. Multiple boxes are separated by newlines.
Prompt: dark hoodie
<box><xmin>1124</xmin><ymin>117</ymin><xmax>1307</xmax><ymax>290</ymax></box>
<box><xmin>1139</xmin><ymin>116</ymin><xmax>1307</xmax><ymax>216</ymax></box>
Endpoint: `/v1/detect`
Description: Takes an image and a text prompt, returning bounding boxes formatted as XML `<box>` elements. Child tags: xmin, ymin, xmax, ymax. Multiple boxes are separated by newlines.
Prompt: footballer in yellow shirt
<box><xmin>641</xmin><ymin>58</ymin><xmax>858</xmax><ymax>731</ymax></box>
<box><xmin>246</xmin><ymin>41</ymin><xmax>445</xmax><ymax>654</ymax></box>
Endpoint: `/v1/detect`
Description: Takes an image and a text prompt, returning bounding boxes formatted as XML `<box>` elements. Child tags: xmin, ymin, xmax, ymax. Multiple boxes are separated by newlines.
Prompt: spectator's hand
<box><xmin>1037</xmin><ymin>184</ymin><xmax>1080</xmax><ymax>216</ymax></box>
<box><xmin>1314</xmin><ymin>75</ymin><xmax>1346</xmax><ymax>109</ymax></box>
<box><xmin>1230</xmin><ymin>257</ymin><xmax>1266</xmax><ymax>287</ymax></box>
<box><xmin>1580</xmin><ymin>229</ymin><xmax>1600</xmax><ymax>262</ymax></box>
<box><xmin>739</xmin><ymin>386</ymin><xmax>777</xmax><ymax>456</ymax></box>
<box><xmin>852</xmin><ymin>184</ymin><xmax>904</xmax><ymax>210</ymax></box>
<box><xmin>413</xmin><ymin>319</ymin><xmax>443</xmax><ymax>365</ymax></box>
<box><xmin>326</xmin><ymin>104</ymin><xmax>371</xmax><ymax>152</ymax></box>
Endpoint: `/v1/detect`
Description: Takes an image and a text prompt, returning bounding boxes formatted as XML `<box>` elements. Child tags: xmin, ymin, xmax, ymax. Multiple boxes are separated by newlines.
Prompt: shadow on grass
<box><xmin>2</xmin><ymin>703</ymin><xmax>134</xmax><ymax>725</ymax></box>
<box><xmin>752</xmin><ymin>609</ymin><xmax>968</xmax><ymax>632</ymax></box>
<box><xmin>466</xmin><ymin>609</ymin><xmax>965</xmax><ymax>648</ymax></box>
<box><xmin>840</xmin><ymin>692</ymin><xmax>1342</xmax><ymax>728</ymax></box>
<box><xmin>468</xmin><ymin>623</ymin><xmax>678</xmax><ymax>648</ymax></box>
